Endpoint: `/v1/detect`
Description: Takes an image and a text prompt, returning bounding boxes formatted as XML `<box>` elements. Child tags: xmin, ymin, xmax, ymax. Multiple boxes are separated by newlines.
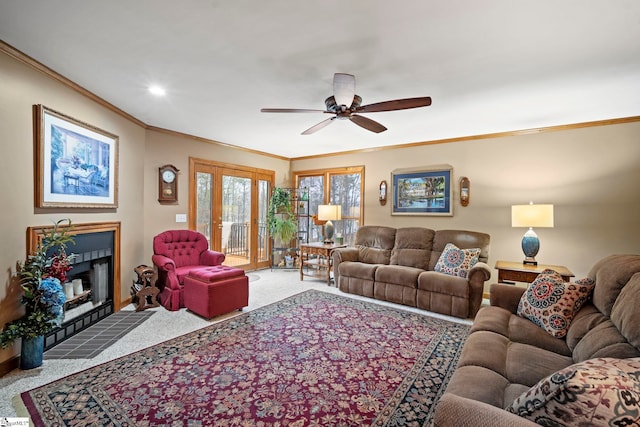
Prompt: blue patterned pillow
<box><xmin>517</xmin><ymin>269</ymin><xmax>595</xmax><ymax>338</ymax></box>
<box><xmin>434</xmin><ymin>243</ymin><xmax>481</xmax><ymax>279</ymax></box>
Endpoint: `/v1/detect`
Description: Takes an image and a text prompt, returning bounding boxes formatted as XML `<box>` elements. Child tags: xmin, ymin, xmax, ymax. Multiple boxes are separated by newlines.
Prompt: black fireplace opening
<box><xmin>44</xmin><ymin>230</ymin><xmax>115</xmax><ymax>350</ymax></box>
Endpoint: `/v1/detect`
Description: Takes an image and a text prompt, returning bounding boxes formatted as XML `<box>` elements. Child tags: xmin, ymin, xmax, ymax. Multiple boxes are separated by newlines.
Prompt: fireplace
<box><xmin>26</xmin><ymin>222</ymin><xmax>121</xmax><ymax>350</ymax></box>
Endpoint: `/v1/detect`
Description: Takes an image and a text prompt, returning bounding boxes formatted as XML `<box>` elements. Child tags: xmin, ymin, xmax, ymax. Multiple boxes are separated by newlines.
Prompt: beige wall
<box><xmin>0</xmin><ymin>49</ymin><xmax>289</xmax><ymax>366</ymax></box>
<box><xmin>292</xmin><ymin>122</ymin><xmax>640</xmax><ymax>281</ymax></box>
<box><xmin>0</xmin><ymin>50</ymin><xmax>145</xmax><ymax>364</ymax></box>
<box><xmin>142</xmin><ymin>129</ymin><xmax>290</xmax><ymax>263</ymax></box>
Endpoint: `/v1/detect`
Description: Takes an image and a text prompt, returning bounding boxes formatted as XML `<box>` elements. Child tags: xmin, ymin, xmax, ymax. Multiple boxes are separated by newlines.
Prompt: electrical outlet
<box><xmin>175</xmin><ymin>214</ymin><xmax>187</xmax><ymax>223</ymax></box>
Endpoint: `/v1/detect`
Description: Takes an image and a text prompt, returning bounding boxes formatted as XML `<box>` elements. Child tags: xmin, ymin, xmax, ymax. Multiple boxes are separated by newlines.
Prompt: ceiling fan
<box><xmin>261</xmin><ymin>73</ymin><xmax>432</xmax><ymax>135</ymax></box>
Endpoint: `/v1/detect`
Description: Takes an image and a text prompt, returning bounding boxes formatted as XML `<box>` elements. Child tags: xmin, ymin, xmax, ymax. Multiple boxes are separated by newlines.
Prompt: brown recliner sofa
<box><xmin>332</xmin><ymin>226</ymin><xmax>491</xmax><ymax>318</ymax></box>
<box><xmin>434</xmin><ymin>254</ymin><xmax>640</xmax><ymax>426</ymax></box>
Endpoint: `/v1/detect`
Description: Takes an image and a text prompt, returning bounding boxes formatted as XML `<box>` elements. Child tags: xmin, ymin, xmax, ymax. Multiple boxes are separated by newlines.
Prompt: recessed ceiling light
<box><xmin>149</xmin><ymin>85</ymin><xmax>166</xmax><ymax>96</ymax></box>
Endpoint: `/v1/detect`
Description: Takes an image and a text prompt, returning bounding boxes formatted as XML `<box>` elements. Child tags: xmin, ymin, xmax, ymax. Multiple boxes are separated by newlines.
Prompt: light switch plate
<box><xmin>175</xmin><ymin>214</ymin><xmax>187</xmax><ymax>223</ymax></box>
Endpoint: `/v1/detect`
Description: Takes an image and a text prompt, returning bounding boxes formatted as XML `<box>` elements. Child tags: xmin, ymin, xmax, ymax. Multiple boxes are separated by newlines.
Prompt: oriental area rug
<box><xmin>22</xmin><ymin>290</ymin><xmax>470</xmax><ymax>426</ymax></box>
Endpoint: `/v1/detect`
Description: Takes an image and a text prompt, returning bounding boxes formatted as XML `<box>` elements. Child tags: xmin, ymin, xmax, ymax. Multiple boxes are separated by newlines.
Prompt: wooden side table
<box><xmin>299</xmin><ymin>242</ymin><xmax>347</xmax><ymax>285</ymax></box>
<box><xmin>495</xmin><ymin>260</ymin><xmax>574</xmax><ymax>284</ymax></box>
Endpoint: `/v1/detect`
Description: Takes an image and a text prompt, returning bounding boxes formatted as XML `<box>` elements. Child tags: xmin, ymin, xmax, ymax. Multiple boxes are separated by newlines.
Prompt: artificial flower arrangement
<box><xmin>0</xmin><ymin>219</ymin><xmax>75</xmax><ymax>348</ymax></box>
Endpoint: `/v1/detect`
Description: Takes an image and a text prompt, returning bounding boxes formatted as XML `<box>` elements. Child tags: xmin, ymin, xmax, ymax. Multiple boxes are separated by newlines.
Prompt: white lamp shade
<box><xmin>511</xmin><ymin>204</ymin><xmax>554</xmax><ymax>228</ymax></box>
<box><xmin>318</xmin><ymin>205</ymin><xmax>342</xmax><ymax>221</ymax></box>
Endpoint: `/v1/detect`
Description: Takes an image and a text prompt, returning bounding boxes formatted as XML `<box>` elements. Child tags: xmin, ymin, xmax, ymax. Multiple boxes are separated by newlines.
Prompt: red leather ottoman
<box><xmin>183</xmin><ymin>265</ymin><xmax>249</xmax><ymax>318</ymax></box>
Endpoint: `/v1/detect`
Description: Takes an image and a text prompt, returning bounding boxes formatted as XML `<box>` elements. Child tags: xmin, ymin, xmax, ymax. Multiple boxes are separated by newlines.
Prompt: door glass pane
<box><xmin>222</xmin><ymin>175</ymin><xmax>251</xmax><ymax>266</ymax></box>
<box><xmin>330</xmin><ymin>173</ymin><xmax>361</xmax><ymax>246</ymax></box>
<box><xmin>258</xmin><ymin>179</ymin><xmax>269</xmax><ymax>263</ymax></box>
<box><xmin>196</xmin><ymin>172</ymin><xmax>212</xmax><ymax>244</ymax></box>
<box><xmin>299</xmin><ymin>175</ymin><xmax>324</xmax><ymax>242</ymax></box>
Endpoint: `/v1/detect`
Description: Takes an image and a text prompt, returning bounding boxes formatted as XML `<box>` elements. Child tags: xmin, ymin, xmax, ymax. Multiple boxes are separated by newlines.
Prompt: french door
<box><xmin>189</xmin><ymin>158</ymin><xmax>272</xmax><ymax>271</ymax></box>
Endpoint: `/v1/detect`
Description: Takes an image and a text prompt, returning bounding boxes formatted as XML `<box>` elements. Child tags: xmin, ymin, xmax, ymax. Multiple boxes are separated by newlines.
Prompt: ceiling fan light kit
<box><xmin>261</xmin><ymin>73</ymin><xmax>432</xmax><ymax>135</ymax></box>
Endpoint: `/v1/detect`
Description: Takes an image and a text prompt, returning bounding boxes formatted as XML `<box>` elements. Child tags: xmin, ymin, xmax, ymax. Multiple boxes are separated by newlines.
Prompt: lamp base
<box><xmin>323</xmin><ymin>220</ymin><xmax>335</xmax><ymax>245</ymax></box>
<box><xmin>521</xmin><ymin>228</ymin><xmax>540</xmax><ymax>267</ymax></box>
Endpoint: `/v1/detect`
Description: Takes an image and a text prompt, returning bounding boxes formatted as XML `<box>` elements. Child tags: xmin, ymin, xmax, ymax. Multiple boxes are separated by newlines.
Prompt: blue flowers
<box><xmin>39</xmin><ymin>277</ymin><xmax>67</xmax><ymax>326</ymax></box>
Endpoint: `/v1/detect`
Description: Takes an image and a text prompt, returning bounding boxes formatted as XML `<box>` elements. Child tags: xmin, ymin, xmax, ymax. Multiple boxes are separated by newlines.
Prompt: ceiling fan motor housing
<box><xmin>325</xmin><ymin>95</ymin><xmax>362</xmax><ymax>116</ymax></box>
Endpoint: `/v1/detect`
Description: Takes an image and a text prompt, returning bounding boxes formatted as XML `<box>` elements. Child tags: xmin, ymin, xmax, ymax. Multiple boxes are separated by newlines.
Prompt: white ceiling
<box><xmin>2</xmin><ymin>1</ymin><xmax>640</xmax><ymax>158</ymax></box>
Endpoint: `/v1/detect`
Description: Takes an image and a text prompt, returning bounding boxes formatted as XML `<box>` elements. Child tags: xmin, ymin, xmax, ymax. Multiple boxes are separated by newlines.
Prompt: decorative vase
<box><xmin>21</xmin><ymin>335</ymin><xmax>44</xmax><ymax>370</ymax></box>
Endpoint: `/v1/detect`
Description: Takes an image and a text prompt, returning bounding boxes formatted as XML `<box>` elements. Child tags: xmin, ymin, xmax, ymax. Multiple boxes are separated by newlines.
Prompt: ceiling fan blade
<box><xmin>333</xmin><ymin>73</ymin><xmax>355</xmax><ymax>107</ymax></box>
<box><xmin>261</xmin><ymin>108</ymin><xmax>325</xmax><ymax>113</ymax></box>
<box><xmin>357</xmin><ymin>96</ymin><xmax>432</xmax><ymax>113</ymax></box>
<box><xmin>349</xmin><ymin>114</ymin><xmax>387</xmax><ymax>133</ymax></box>
<box><xmin>301</xmin><ymin>117</ymin><xmax>336</xmax><ymax>135</ymax></box>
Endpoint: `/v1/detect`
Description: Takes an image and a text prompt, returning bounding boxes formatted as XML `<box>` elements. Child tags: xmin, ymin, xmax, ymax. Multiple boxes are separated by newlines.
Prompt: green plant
<box><xmin>271</xmin><ymin>215</ymin><xmax>298</xmax><ymax>243</ymax></box>
<box><xmin>267</xmin><ymin>187</ymin><xmax>298</xmax><ymax>244</ymax></box>
<box><xmin>0</xmin><ymin>219</ymin><xmax>75</xmax><ymax>348</ymax></box>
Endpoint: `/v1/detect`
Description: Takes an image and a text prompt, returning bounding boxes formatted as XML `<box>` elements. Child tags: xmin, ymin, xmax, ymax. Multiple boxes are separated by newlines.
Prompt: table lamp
<box><xmin>511</xmin><ymin>202</ymin><xmax>554</xmax><ymax>265</ymax></box>
<box><xmin>318</xmin><ymin>204</ymin><xmax>342</xmax><ymax>244</ymax></box>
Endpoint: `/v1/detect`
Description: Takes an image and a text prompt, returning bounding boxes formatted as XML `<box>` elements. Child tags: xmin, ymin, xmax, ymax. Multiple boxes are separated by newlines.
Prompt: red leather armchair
<box><xmin>152</xmin><ymin>230</ymin><xmax>225</xmax><ymax>311</ymax></box>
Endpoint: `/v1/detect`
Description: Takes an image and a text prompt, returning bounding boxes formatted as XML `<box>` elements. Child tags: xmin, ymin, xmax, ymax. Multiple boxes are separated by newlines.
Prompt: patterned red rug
<box><xmin>22</xmin><ymin>290</ymin><xmax>470</xmax><ymax>426</ymax></box>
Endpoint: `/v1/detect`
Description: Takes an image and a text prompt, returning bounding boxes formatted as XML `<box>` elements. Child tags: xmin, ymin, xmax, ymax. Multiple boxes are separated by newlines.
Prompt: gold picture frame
<box><xmin>34</xmin><ymin>105</ymin><xmax>118</xmax><ymax>208</ymax></box>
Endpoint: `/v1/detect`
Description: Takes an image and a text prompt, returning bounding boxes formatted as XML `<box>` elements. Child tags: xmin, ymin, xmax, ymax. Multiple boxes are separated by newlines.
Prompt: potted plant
<box><xmin>267</xmin><ymin>187</ymin><xmax>298</xmax><ymax>245</ymax></box>
<box><xmin>0</xmin><ymin>219</ymin><xmax>75</xmax><ymax>369</ymax></box>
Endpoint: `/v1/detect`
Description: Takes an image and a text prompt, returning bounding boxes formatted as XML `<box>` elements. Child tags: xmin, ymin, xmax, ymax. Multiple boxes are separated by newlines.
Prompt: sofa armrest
<box><xmin>332</xmin><ymin>248</ymin><xmax>360</xmax><ymax>284</ymax></box>
<box><xmin>333</xmin><ymin>247</ymin><xmax>359</xmax><ymax>263</ymax></box>
<box><xmin>469</xmin><ymin>261</ymin><xmax>491</xmax><ymax>281</ymax></box>
<box><xmin>490</xmin><ymin>283</ymin><xmax>526</xmax><ymax>313</ymax></box>
<box><xmin>200</xmin><ymin>249</ymin><xmax>226</xmax><ymax>266</ymax></box>
<box><xmin>434</xmin><ymin>394</ymin><xmax>537</xmax><ymax>427</ymax></box>
<box><xmin>467</xmin><ymin>262</ymin><xmax>491</xmax><ymax>318</ymax></box>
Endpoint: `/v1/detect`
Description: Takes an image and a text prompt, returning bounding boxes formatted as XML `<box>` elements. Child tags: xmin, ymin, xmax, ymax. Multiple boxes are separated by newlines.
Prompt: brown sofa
<box><xmin>434</xmin><ymin>254</ymin><xmax>640</xmax><ymax>426</ymax></box>
<box><xmin>332</xmin><ymin>226</ymin><xmax>491</xmax><ymax>318</ymax></box>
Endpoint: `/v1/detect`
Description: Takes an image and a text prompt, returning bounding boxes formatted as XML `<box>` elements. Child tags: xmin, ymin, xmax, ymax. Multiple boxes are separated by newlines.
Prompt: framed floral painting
<box><xmin>34</xmin><ymin>105</ymin><xmax>118</xmax><ymax>208</ymax></box>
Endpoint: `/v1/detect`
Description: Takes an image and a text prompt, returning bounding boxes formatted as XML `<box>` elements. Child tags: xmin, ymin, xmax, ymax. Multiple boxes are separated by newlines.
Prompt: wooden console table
<box><xmin>299</xmin><ymin>242</ymin><xmax>347</xmax><ymax>286</ymax></box>
<box><xmin>495</xmin><ymin>260</ymin><xmax>574</xmax><ymax>284</ymax></box>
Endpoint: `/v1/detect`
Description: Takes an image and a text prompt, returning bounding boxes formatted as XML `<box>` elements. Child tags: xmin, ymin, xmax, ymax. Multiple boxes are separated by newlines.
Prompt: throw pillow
<box><xmin>508</xmin><ymin>357</ymin><xmax>640</xmax><ymax>426</ymax></box>
<box><xmin>434</xmin><ymin>243</ymin><xmax>480</xmax><ymax>279</ymax></box>
<box><xmin>517</xmin><ymin>269</ymin><xmax>595</xmax><ymax>338</ymax></box>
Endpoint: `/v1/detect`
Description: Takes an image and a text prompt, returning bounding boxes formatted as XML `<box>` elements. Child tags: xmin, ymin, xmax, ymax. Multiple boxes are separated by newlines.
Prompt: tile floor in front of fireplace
<box><xmin>44</xmin><ymin>310</ymin><xmax>155</xmax><ymax>359</ymax></box>
<box><xmin>0</xmin><ymin>268</ymin><xmax>474</xmax><ymax>418</ymax></box>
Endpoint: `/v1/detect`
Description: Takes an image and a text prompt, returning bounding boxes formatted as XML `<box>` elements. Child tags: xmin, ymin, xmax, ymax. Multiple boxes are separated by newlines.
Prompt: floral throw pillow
<box><xmin>434</xmin><ymin>243</ymin><xmax>480</xmax><ymax>279</ymax></box>
<box><xmin>517</xmin><ymin>269</ymin><xmax>595</xmax><ymax>338</ymax></box>
<box><xmin>508</xmin><ymin>357</ymin><xmax>640</xmax><ymax>426</ymax></box>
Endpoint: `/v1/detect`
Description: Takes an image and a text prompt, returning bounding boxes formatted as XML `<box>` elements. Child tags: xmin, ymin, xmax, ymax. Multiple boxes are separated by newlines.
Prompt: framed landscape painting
<box><xmin>34</xmin><ymin>105</ymin><xmax>118</xmax><ymax>208</ymax></box>
<box><xmin>391</xmin><ymin>165</ymin><xmax>453</xmax><ymax>216</ymax></box>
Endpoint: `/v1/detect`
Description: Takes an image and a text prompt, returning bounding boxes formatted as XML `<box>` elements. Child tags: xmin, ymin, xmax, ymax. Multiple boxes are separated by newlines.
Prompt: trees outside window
<box><xmin>294</xmin><ymin>167</ymin><xmax>363</xmax><ymax>246</ymax></box>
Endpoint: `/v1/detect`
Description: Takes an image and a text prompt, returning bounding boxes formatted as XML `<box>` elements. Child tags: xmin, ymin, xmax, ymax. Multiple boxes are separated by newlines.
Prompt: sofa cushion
<box><xmin>389</xmin><ymin>227</ymin><xmax>434</xmax><ymax>269</ymax></box>
<box><xmin>354</xmin><ymin>226</ymin><xmax>396</xmax><ymax>264</ymax></box>
<box><xmin>434</xmin><ymin>243</ymin><xmax>480</xmax><ymax>278</ymax></box>
<box><xmin>517</xmin><ymin>269</ymin><xmax>595</xmax><ymax>338</ymax></box>
<box><xmin>429</xmin><ymin>229</ymin><xmax>490</xmax><ymax>270</ymax></box>
<box><xmin>338</xmin><ymin>261</ymin><xmax>379</xmax><ymax>280</ymax></box>
<box><xmin>611</xmin><ymin>272</ymin><xmax>640</xmax><ymax>351</ymax></box>
<box><xmin>472</xmin><ymin>306</ymin><xmax>572</xmax><ymax>357</ymax></box>
<box><xmin>589</xmin><ymin>254</ymin><xmax>640</xmax><ymax>317</ymax></box>
<box><xmin>508</xmin><ymin>357</ymin><xmax>640</xmax><ymax>426</ymax></box>
<box><xmin>375</xmin><ymin>264</ymin><xmax>422</xmax><ymax>287</ymax></box>
<box><xmin>572</xmin><ymin>319</ymin><xmax>640</xmax><ymax>362</ymax></box>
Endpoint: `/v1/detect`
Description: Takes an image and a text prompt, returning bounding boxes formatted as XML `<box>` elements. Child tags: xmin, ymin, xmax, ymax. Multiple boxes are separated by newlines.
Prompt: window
<box><xmin>294</xmin><ymin>166</ymin><xmax>363</xmax><ymax>245</ymax></box>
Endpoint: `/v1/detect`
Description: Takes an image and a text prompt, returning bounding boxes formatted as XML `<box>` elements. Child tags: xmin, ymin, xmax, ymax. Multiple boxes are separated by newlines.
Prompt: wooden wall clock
<box><xmin>158</xmin><ymin>164</ymin><xmax>179</xmax><ymax>204</ymax></box>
